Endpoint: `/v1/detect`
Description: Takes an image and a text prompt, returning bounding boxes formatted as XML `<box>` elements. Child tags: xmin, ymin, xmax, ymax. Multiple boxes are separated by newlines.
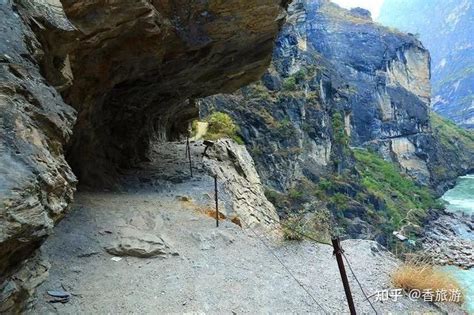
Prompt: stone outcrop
<box><xmin>1</xmin><ymin>0</ymin><xmax>289</xmax><ymax>310</ymax></box>
<box><xmin>105</xmin><ymin>227</ymin><xmax>175</xmax><ymax>259</ymax></box>
<box><xmin>203</xmin><ymin>139</ymin><xmax>280</xmax><ymax>229</ymax></box>
<box><xmin>0</xmin><ymin>251</ymin><xmax>50</xmax><ymax>313</ymax></box>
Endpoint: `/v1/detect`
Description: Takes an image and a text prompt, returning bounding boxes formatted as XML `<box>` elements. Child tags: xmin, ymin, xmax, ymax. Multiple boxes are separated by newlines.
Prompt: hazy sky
<box><xmin>331</xmin><ymin>0</ymin><xmax>385</xmax><ymax>19</ymax></box>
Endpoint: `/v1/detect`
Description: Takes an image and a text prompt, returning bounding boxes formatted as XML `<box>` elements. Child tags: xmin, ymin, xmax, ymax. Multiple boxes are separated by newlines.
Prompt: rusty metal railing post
<box><xmin>332</xmin><ymin>237</ymin><xmax>356</xmax><ymax>315</ymax></box>
<box><xmin>186</xmin><ymin>136</ymin><xmax>193</xmax><ymax>177</ymax></box>
<box><xmin>214</xmin><ymin>175</ymin><xmax>219</xmax><ymax>227</ymax></box>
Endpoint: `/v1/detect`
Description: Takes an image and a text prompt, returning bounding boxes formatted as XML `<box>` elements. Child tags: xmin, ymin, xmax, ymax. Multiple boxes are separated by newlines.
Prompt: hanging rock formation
<box><xmin>0</xmin><ymin>0</ymin><xmax>290</xmax><ymax>311</ymax></box>
<box><xmin>60</xmin><ymin>0</ymin><xmax>291</xmax><ymax>186</ymax></box>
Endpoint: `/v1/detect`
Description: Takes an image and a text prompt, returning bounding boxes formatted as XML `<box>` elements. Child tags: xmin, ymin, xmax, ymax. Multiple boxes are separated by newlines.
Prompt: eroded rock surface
<box><xmin>203</xmin><ymin>139</ymin><xmax>280</xmax><ymax>229</ymax></box>
<box><xmin>105</xmin><ymin>227</ymin><xmax>174</xmax><ymax>259</ymax></box>
<box><xmin>422</xmin><ymin>211</ymin><xmax>474</xmax><ymax>269</ymax></box>
<box><xmin>58</xmin><ymin>0</ymin><xmax>291</xmax><ymax>186</ymax></box>
<box><xmin>1</xmin><ymin>0</ymin><xmax>289</xmax><ymax>310</ymax></box>
<box><xmin>0</xmin><ymin>2</ymin><xmax>76</xmax><ymax>311</ymax></box>
<box><xmin>0</xmin><ymin>252</ymin><xmax>50</xmax><ymax>313</ymax></box>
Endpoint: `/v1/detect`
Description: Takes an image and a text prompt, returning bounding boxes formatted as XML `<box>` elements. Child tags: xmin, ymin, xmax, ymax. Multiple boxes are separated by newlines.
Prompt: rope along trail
<box><xmin>192</xmin><ymin>142</ymin><xmax>379</xmax><ymax>314</ymax></box>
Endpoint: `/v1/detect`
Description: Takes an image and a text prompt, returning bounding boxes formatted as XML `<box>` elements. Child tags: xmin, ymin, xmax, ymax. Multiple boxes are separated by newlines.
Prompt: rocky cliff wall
<box><xmin>379</xmin><ymin>0</ymin><xmax>474</xmax><ymax>129</ymax></box>
<box><xmin>200</xmin><ymin>0</ymin><xmax>474</xmax><ymax>241</ymax></box>
<box><xmin>202</xmin><ymin>0</ymin><xmax>434</xmax><ymax>189</ymax></box>
<box><xmin>0</xmin><ymin>2</ymin><xmax>76</xmax><ymax>311</ymax></box>
<box><xmin>0</xmin><ymin>0</ymin><xmax>289</xmax><ymax>311</ymax></box>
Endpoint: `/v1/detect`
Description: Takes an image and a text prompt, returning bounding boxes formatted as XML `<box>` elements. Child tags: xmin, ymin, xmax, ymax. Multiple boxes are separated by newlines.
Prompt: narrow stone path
<box><xmin>29</xmin><ymin>141</ymin><xmax>448</xmax><ymax>314</ymax></box>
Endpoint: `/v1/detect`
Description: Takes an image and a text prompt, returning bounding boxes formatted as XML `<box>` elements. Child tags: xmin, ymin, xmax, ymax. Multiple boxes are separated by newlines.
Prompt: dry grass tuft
<box><xmin>204</xmin><ymin>208</ymin><xmax>226</xmax><ymax>220</ymax></box>
<box><xmin>231</xmin><ymin>216</ymin><xmax>242</xmax><ymax>227</ymax></box>
<box><xmin>391</xmin><ymin>261</ymin><xmax>464</xmax><ymax>304</ymax></box>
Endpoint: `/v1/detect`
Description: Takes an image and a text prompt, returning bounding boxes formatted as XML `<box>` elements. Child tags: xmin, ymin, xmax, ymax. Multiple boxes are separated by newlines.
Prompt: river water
<box><xmin>441</xmin><ymin>174</ymin><xmax>474</xmax><ymax>313</ymax></box>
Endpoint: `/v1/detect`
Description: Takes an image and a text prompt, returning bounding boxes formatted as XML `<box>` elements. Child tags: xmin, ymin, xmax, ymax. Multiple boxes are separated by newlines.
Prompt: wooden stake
<box><xmin>332</xmin><ymin>238</ymin><xmax>356</xmax><ymax>315</ymax></box>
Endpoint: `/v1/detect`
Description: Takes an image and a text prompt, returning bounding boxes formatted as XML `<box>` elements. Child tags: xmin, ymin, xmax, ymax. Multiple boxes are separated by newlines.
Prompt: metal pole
<box><xmin>332</xmin><ymin>238</ymin><xmax>356</xmax><ymax>315</ymax></box>
<box><xmin>214</xmin><ymin>175</ymin><xmax>219</xmax><ymax>227</ymax></box>
<box><xmin>185</xmin><ymin>136</ymin><xmax>189</xmax><ymax>158</ymax></box>
<box><xmin>187</xmin><ymin>137</ymin><xmax>193</xmax><ymax>177</ymax></box>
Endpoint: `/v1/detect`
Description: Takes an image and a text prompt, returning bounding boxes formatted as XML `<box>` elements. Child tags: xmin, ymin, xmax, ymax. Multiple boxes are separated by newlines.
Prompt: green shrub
<box><xmin>281</xmin><ymin>216</ymin><xmax>305</xmax><ymax>241</ymax></box>
<box><xmin>331</xmin><ymin>112</ymin><xmax>349</xmax><ymax>146</ymax></box>
<box><xmin>283</xmin><ymin>76</ymin><xmax>297</xmax><ymax>91</ymax></box>
<box><xmin>275</xmin><ymin>119</ymin><xmax>296</xmax><ymax>139</ymax></box>
<box><xmin>294</xmin><ymin>69</ymin><xmax>306</xmax><ymax>82</ymax></box>
<box><xmin>318</xmin><ymin>179</ymin><xmax>333</xmax><ymax>192</ymax></box>
<box><xmin>288</xmin><ymin>188</ymin><xmax>304</xmax><ymax>201</ymax></box>
<box><xmin>205</xmin><ymin>112</ymin><xmax>244</xmax><ymax>144</ymax></box>
<box><xmin>331</xmin><ymin>193</ymin><xmax>349</xmax><ymax>210</ymax></box>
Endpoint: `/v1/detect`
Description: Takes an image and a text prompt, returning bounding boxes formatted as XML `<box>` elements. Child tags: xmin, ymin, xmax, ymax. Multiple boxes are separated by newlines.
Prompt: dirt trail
<box><xmin>29</xmin><ymin>141</ymin><xmax>447</xmax><ymax>314</ymax></box>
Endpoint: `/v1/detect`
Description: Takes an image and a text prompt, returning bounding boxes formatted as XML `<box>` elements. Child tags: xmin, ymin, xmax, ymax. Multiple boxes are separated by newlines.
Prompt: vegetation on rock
<box><xmin>202</xmin><ymin>112</ymin><xmax>244</xmax><ymax>144</ymax></box>
<box><xmin>331</xmin><ymin>112</ymin><xmax>349</xmax><ymax>146</ymax></box>
<box><xmin>354</xmin><ymin>149</ymin><xmax>443</xmax><ymax>229</ymax></box>
<box><xmin>430</xmin><ymin>113</ymin><xmax>474</xmax><ymax>150</ymax></box>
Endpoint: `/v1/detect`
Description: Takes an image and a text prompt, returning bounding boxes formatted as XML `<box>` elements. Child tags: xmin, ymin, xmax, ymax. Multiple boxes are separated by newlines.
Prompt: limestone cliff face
<box><xmin>200</xmin><ymin>0</ymin><xmax>474</xmax><ymax>239</ymax></box>
<box><xmin>0</xmin><ymin>0</ymin><xmax>289</xmax><ymax>311</ymax></box>
<box><xmin>202</xmin><ymin>0</ymin><xmax>434</xmax><ymax>189</ymax></box>
<box><xmin>379</xmin><ymin>0</ymin><xmax>474</xmax><ymax>129</ymax></box>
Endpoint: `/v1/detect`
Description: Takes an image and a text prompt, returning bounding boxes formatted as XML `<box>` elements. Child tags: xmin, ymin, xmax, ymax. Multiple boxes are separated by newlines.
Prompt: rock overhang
<box><xmin>54</xmin><ymin>0</ymin><xmax>291</xmax><ymax>186</ymax></box>
<box><xmin>0</xmin><ymin>0</ymin><xmax>291</xmax><ymax>310</ymax></box>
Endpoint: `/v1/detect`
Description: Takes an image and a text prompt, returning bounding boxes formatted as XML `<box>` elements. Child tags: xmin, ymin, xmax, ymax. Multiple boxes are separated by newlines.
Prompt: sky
<box><xmin>331</xmin><ymin>0</ymin><xmax>385</xmax><ymax>19</ymax></box>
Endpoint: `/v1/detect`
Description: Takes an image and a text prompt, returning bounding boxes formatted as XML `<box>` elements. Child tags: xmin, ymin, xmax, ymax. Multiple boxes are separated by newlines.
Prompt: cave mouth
<box><xmin>66</xmin><ymin>85</ymin><xmax>200</xmax><ymax>189</ymax></box>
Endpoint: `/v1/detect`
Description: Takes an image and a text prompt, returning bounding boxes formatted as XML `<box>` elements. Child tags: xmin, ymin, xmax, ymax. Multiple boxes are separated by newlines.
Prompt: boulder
<box><xmin>105</xmin><ymin>227</ymin><xmax>174</xmax><ymax>259</ymax></box>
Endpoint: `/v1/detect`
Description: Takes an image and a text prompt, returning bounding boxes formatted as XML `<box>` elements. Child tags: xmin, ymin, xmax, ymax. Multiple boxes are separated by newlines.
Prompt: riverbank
<box><xmin>423</xmin><ymin>174</ymin><xmax>474</xmax><ymax>313</ymax></box>
<box><xmin>422</xmin><ymin>211</ymin><xmax>474</xmax><ymax>269</ymax></box>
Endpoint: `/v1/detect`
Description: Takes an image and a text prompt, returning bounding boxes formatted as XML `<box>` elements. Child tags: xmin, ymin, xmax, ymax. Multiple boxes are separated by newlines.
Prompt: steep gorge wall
<box><xmin>202</xmin><ymin>0</ymin><xmax>434</xmax><ymax>190</ymax></box>
<box><xmin>200</xmin><ymin>0</ymin><xmax>474</xmax><ymax>240</ymax></box>
<box><xmin>0</xmin><ymin>0</ymin><xmax>289</xmax><ymax>311</ymax></box>
<box><xmin>378</xmin><ymin>0</ymin><xmax>474</xmax><ymax>129</ymax></box>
